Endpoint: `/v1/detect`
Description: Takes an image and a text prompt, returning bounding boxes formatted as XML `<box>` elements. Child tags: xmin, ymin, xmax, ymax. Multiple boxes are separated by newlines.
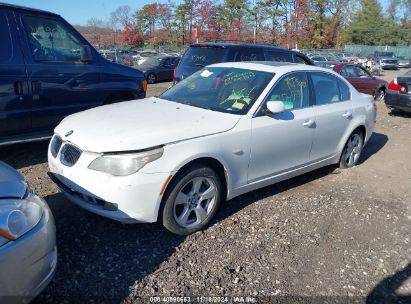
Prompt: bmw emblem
<box><xmin>65</xmin><ymin>130</ymin><xmax>74</xmax><ymax>137</ymax></box>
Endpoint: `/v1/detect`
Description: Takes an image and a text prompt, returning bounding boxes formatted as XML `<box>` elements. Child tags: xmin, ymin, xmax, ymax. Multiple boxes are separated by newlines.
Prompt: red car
<box><xmin>333</xmin><ymin>63</ymin><xmax>387</xmax><ymax>100</ymax></box>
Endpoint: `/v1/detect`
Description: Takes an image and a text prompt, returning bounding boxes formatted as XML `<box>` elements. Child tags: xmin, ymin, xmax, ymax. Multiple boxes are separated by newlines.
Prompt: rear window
<box><xmin>0</xmin><ymin>11</ymin><xmax>13</xmax><ymax>63</ymax></box>
<box><xmin>180</xmin><ymin>47</ymin><xmax>226</xmax><ymax>67</ymax></box>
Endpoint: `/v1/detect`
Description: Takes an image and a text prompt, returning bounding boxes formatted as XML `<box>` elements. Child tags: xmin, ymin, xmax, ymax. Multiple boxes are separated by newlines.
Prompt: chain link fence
<box><xmin>344</xmin><ymin>45</ymin><xmax>411</xmax><ymax>57</ymax></box>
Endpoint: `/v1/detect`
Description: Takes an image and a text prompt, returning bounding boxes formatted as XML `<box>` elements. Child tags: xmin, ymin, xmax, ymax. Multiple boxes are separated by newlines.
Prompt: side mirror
<box><xmin>80</xmin><ymin>45</ymin><xmax>93</xmax><ymax>63</ymax></box>
<box><xmin>266</xmin><ymin>101</ymin><xmax>285</xmax><ymax>114</ymax></box>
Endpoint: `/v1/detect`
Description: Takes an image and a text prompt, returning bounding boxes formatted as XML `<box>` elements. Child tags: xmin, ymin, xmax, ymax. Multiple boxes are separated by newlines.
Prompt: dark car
<box><xmin>374</xmin><ymin>51</ymin><xmax>399</xmax><ymax>70</ymax></box>
<box><xmin>136</xmin><ymin>56</ymin><xmax>180</xmax><ymax>84</ymax></box>
<box><xmin>333</xmin><ymin>63</ymin><xmax>387</xmax><ymax>100</ymax></box>
<box><xmin>385</xmin><ymin>71</ymin><xmax>411</xmax><ymax>113</ymax></box>
<box><xmin>173</xmin><ymin>42</ymin><xmax>313</xmax><ymax>83</ymax></box>
<box><xmin>0</xmin><ymin>3</ymin><xmax>146</xmax><ymax>146</ymax></box>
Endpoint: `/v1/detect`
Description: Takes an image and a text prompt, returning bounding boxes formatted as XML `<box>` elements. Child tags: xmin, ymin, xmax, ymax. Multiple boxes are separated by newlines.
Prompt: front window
<box><xmin>23</xmin><ymin>16</ymin><xmax>83</xmax><ymax>63</ymax></box>
<box><xmin>0</xmin><ymin>11</ymin><xmax>13</xmax><ymax>63</ymax></box>
<box><xmin>265</xmin><ymin>72</ymin><xmax>310</xmax><ymax>110</ymax></box>
<box><xmin>160</xmin><ymin>67</ymin><xmax>274</xmax><ymax>114</ymax></box>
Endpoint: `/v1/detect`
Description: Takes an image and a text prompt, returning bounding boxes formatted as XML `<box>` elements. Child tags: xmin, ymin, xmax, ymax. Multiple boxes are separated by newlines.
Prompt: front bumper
<box><xmin>48</xmin><ymin>148</ymin><xmax>170</xmax><ymax>223</ymax></box>
<box><xmin>385</xmin><ymin>91</ymin><xmax>411</xmax><ymax>112</ymax></box>
<box><xmin>0</xmin><ymin>197</ymin><xmax>57</xmax><ymax>300</ymax></box>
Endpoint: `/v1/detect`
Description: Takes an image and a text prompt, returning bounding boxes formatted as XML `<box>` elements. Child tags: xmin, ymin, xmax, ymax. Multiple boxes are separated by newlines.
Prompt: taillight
<box><xmin>388</xmin><ymin>79</ymin><xmax>406</xmax><ymax>93</ymax></box>
<box><xmin>141</xmin><ymin>79</ymin><xmax>147</xmax><ymax>92</ymax></box>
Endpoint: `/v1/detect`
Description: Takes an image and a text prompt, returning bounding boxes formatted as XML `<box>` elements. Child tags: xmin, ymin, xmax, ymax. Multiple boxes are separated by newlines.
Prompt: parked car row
<box><xmin>385</xmin><ymin>70</ymin><xmax>411</xmax><ymax>113</ymax></box>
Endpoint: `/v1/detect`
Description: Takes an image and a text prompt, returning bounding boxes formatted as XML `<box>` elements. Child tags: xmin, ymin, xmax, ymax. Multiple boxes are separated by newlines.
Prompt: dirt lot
<box><xmin>1</xmin><ymin>69</ymin><xmax>410</xmax><ymax>303</ymax></box>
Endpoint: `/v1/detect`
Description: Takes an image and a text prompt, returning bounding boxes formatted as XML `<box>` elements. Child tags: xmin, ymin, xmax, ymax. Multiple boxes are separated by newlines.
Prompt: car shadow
<box><xmin>213</xmin><ymin>165</ymin><xmax>337</xmax><ymax>225</ymax></box>
<box><xmin>0</xmin><ymin>140</ymin><xmax>49</xmax><ymax>169</ymax></box>
<box><xmin>357</xmin><ymin>132</ymin><xmax>388</xmax><ymax>165</ymax></box>
<box><xmin>388</xmin><ymin>109</ymin><xmax>411</xmax><ymax>118</ymax></box>
<box><xmin>366</xmin><ymin>262</ymin><xmax>411</xmax><ymax>304</ymax></box>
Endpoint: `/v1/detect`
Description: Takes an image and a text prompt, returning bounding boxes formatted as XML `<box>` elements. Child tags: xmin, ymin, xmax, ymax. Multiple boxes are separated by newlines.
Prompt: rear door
<box><xmin>17</xmin><ymin>13</ymin><xmax>102</xmax><ymax>132</ymax></box>
<box><xmin>308</xmin><ymin>72</ymin><xmax>353</xmax><ymax>161</ymax></box>
<box><xmin>0</xmin><ymin>8</ymin><xmax>31</xmax><ymax>138</ymax></box>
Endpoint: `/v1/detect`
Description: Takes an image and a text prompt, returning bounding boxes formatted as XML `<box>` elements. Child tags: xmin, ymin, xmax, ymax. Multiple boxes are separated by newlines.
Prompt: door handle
<box><xmin>14</xmin><ymin>81</ymin><xmax>24</xmax><ymax>95</ymax></box>
<box><xmin>302</xmin><ymin>119</ymin><xmax>315</xmax><ymax>127</ymax></box>
<box><xmin>342</xmin><ymin>112</ymin><xmax>352</xmax><ymax>119</ymax></box>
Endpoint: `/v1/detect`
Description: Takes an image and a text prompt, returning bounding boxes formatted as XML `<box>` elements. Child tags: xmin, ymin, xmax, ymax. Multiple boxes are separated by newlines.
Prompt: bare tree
<box><xmin>110</xmin><ymin>5</ymin><xmax>133</xmax><ymax>30</ymax></box>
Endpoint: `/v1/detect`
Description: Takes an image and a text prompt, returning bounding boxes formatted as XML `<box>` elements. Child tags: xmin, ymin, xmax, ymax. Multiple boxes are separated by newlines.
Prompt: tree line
<box><xmin>75</xmin><ymin>0</ymin><xmax>411</xmax><ymax>49</ymax></box>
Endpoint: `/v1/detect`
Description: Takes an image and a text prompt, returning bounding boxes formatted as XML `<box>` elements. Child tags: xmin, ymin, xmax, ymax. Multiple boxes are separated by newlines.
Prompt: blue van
<box><xmin>174</xmin><ymin>42</ymin><xmax>314</xmax><ymax>83</ymax></box>
<box><xmin>0</xmin><ymin>3</ymin><xmax>146</xmax><ymax>145</ymax></box>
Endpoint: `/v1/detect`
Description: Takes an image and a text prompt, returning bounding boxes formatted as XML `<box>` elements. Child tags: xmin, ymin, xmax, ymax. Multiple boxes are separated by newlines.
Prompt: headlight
<box><xmin>88</xmin><ymin>147</ymin><xmax>164</xmax><ymax>176</ymax></box>
<box><xmin>0</xmin><ymin>193</ymin><xmax>43</xmax><ymax>246</ymax></box>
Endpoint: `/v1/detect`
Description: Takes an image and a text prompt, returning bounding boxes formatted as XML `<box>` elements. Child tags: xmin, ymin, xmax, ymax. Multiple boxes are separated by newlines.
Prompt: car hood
<box><xmin>55</xmin><ymin>97</ymin><xmax>242</xmax><ymax>153</ymax></box>
<box><xmin>0</xmin><ymin>161</ymin><xmax>27</xmax><ymax>199</ymax></box>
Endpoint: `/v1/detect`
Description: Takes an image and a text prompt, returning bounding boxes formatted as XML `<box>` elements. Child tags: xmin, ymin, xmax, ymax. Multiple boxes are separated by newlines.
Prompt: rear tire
<box><xmin>339</xmin><ymin>130</ymin><xmax>364</xmax><ymax>169</ymax></box>
<box><xmin>160</xmin><ymin>164</ymin><xmax>222</xmax><ymax>235</ymax></box>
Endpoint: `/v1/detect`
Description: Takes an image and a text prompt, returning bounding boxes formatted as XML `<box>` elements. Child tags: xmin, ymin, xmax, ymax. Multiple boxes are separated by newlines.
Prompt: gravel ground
<box><xmin>0</xmin><ymin>69</ymin><xmax>410</xmax><ymax>303</ymax></box>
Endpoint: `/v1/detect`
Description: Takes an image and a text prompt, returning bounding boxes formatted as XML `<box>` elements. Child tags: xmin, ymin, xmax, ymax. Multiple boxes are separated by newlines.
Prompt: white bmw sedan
<box><xmin>48</xmin><ymin>62</ymin><xmax>377</xmax><ymax>235</ymax></box>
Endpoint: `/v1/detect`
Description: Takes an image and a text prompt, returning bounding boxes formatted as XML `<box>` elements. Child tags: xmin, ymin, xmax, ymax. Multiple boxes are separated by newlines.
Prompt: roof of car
<box><xmin>207</xmin><ymin>61</ymin><xmax>334</xmax><ymax>74</ymax></box>
<box><xmin>0</xmin><ymin>2</ymin><xmax>58</xmax><ymax>15</ymax></box>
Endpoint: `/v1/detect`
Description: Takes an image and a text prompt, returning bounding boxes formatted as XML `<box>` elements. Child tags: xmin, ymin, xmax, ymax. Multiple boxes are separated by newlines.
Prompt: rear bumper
<box><xmin>385</xmin><ymin>91</ymin><xmax>411</xmax><ymax>112</ymax></box>
<box><xmin>0</xmin><ymin>198</ymin><xmax>57</xmax><ymax>300</ymax></box>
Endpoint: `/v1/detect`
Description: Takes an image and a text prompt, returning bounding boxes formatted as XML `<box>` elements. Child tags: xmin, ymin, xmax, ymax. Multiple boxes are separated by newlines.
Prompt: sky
<box><xmin>4</xmin><ymin>0</ymin><xmax>174</xmax><ymax>25</ymax></box>
<box><xmin>5</xmin><ymin>0</ymin><xmax>390</xmax><ymax>26</ymax></box>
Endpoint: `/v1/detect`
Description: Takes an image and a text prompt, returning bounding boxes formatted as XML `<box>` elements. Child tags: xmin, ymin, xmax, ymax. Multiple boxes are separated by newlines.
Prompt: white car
<box><xmin>48</xmin><ymin>62</ymin><xmax>377</xmax><ymax>235</ymax></box>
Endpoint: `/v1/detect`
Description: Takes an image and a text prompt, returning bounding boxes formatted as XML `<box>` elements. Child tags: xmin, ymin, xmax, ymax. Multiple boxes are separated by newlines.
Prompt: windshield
<box><xmin>180</xmin><ymin>47</ymin><xmax>226</xmax><ymax>67</ymax></box>
<box><xmin>160</xmin><ymin>67</ymin><xmax>274</xmax><ymax>114</ymax></box>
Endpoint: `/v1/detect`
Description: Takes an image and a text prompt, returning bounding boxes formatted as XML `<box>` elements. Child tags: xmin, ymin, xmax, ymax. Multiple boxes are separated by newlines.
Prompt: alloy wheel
<box><xmin>173</xmin><ymin>177</ymin><xmax>217</xmax><ymax>228</ymax></box>
<box><xmin>147</xmin><ymin>73</ymin><xmax>156</xmax><ymax>84</ymax></box>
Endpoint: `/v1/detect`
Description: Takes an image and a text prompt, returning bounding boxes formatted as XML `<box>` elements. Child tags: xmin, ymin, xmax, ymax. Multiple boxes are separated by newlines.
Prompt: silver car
<box><xmin>0</xmin><ymin>161</ymin><xmax>56</xmax><ymax>300</ymax></box>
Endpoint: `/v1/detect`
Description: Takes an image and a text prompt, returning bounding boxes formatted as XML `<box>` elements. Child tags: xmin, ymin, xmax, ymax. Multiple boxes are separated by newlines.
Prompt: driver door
<box><xmin>248</xmin><ymin>72</ymin><xmax>315</xmax><ymax>183</ymax></box>
<box><xmin>17</xmin><ymin>13</ymin><xmax>102</xmax><ymax>132</ymax></box>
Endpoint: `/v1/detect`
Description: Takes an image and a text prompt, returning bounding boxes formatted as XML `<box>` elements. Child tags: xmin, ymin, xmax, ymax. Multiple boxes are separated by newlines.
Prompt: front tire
<box><xmin>339</xmin><ymin>130</ymin><xmax>364</xmax><ymax>169</ymax></box>
<box><xmin>160</xmin><ymin>164</ymin><xmax>223</xmax><ymax>235</ymax></box>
